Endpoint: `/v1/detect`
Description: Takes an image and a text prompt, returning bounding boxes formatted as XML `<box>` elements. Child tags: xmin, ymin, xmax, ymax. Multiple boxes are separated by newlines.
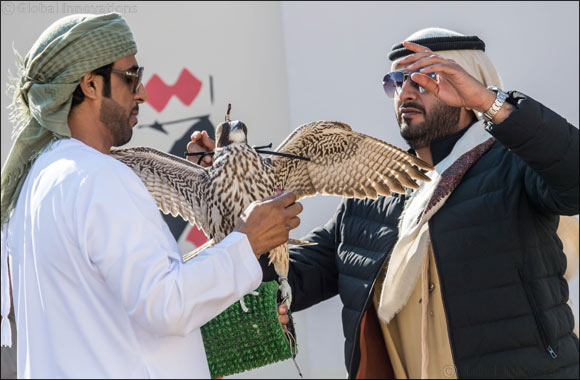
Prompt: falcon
<box><xmin>110</xmin><ymin>113</ymin><xmax>433</xmax><ymax>312</ymax></box>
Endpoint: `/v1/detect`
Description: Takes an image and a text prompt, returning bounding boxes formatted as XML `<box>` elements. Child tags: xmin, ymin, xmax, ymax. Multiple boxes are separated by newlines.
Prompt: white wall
<box><xmin>1</xmin><ymin>2</ymin><xmax>578</xmax><ymax>379</ymax></box>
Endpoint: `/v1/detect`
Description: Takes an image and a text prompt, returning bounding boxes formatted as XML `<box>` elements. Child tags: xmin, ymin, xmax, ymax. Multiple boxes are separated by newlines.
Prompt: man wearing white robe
<box><xmin>0</xmin><ymin>12</ymin><xmax>302</xmax><ymax>379</ymax></box>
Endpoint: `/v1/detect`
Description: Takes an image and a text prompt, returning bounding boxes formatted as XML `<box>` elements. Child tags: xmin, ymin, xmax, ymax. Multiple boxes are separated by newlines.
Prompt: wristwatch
<box><xmin>482</xmin><ymin>86</ymin><xmax>509</xmax><ymax>122</ymax></box>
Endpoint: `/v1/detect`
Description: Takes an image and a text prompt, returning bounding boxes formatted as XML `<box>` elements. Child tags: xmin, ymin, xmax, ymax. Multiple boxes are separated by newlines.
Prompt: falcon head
<box><xmin>216</xmin><ymin>120</ymin><xmax>248</xmax><ymax>148</ymax></box>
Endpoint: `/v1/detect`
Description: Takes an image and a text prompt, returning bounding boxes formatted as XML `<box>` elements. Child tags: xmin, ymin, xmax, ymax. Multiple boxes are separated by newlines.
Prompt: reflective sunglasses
<box><xmin>382</xmin><ymin>70</ymin><xmax>437</xmax><ymax>98</ymax></box>
<box><xmin>111</xmin><ymin>66</ymin><xmax>144</xmax><ymax>94</ymax></box>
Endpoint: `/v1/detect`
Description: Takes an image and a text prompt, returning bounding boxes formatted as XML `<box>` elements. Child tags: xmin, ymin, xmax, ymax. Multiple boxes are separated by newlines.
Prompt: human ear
<box><xmin>79</xmin><ymin>72</ymin><xmax>101</xmax><ymax>100</ymax></box>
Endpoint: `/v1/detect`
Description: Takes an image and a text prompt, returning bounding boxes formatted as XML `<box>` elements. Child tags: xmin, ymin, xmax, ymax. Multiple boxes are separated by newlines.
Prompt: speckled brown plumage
<box><xmin>110</xmin><ymin>120</ymin><xmax>433</xmax><ymax>309</ymax></box>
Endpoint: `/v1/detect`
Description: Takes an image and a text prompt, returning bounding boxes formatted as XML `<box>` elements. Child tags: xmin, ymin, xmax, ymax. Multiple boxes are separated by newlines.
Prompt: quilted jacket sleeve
<box><xmin>485</xmin><ymin>92</ymin><xmax>579</xmax><ymax>215</ymax></box>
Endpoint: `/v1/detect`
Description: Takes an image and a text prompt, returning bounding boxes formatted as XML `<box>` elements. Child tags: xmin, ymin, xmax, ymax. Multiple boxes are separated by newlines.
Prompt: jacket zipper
<box><xmin>517</xmin><ymin>268</ymin><xmax>558</xmax><ymax>359</ymax></box>
<box><xmin>347</xmin><ymin>254</ymin><xmax>389</xmax><ymax>378</ymax></box>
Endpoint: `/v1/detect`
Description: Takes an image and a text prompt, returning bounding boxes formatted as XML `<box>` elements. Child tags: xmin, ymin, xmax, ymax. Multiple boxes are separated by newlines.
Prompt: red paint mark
<box><xmin>186</xmin><ymin>225</ymin><xmax>209</xmax><ymax>247</ymax></box>
<box><xmin>145</xmin><ymin>68</ymin><xmax>202</xmax><ymax>112</ymax></box>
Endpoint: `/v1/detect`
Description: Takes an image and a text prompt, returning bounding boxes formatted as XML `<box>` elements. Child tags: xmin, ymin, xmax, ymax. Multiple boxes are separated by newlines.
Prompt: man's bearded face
<box><xmin>396</xmin><ymin>97</ymin><xmax>461</xmax><ymax>150</ymax></box>
<box><xmin>99</xmin><ymin>97</ymin><xmax>134</xmax><ymax>147</ymax></box>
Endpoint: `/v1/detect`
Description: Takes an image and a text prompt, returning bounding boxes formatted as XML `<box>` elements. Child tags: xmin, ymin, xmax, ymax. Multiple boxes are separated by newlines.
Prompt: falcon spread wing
<box><xmin>110</xmin><ymin>146</ymin><xmax>211</xmax><ymax>234</ymax></box>
<box><xmin>272</xmin><ymin>121</ymin><xmax>433</xmax><ymax>200</ymax></box>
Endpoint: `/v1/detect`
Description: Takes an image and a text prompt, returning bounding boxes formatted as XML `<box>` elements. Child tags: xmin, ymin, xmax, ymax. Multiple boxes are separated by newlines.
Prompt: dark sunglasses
<box><xmin>111</xmin><ymin>66</ymin><xmax>144</xmax><ymax>94</ymax></box>
<box><xmin>382</xmin><ymin>70</ymin><xmax>437</xmax><ymax>98</ymax></box>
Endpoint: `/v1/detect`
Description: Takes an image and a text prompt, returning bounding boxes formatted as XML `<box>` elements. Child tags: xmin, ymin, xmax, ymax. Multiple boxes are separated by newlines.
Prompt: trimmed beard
<box><xmin>99</xmin><ymin>98</ymin><xmax>133</xmax><ymax>147</ymax></box>
<box><xmin>397</xmin><ymin>100</ymin><xmax>461</xmax><ymax>150</ymax></box>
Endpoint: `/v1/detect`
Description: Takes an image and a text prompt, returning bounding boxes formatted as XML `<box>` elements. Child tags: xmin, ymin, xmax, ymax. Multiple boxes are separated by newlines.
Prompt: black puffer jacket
<box><xmin>262</xmin><ymin>93</ymin><xmax>579</xmax><ymax>378</ymax></box>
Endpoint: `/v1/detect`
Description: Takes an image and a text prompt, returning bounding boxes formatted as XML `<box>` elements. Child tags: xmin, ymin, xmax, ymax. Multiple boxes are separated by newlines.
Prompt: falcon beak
<box><xmin>228</xmin><ymin>120</ymin><xmax>248</xmax><ymax>144</ymax></box>
<box><xmin>229</xmin><ymin>120</ymin><xmax>246</xmax><ymax>132</ymax></box>
<box><xmin>215</xmin><ymin>120</ymin><xmax>248</xmax><ymax>147</ymax></box>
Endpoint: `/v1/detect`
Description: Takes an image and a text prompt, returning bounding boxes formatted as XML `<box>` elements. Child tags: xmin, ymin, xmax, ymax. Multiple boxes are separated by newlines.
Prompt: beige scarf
<box><xmin>377</xmin><ymin>120</ymin><xmax>495</xmax><ymax>324</ymax></box>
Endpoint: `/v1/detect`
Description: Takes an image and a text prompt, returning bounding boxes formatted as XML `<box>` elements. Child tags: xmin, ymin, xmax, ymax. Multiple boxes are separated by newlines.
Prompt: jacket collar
<box><xmin>407</xmin><ymin>120</ymin><xmax>478</xmax><ymax>166</ymax></box>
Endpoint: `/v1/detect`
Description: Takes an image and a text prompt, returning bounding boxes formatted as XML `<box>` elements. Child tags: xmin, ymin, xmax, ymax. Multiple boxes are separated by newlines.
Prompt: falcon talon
<box><xmin>239</xmin><ymin>298</ymin><xmax>253</xmax><ymax>314</ymax></box>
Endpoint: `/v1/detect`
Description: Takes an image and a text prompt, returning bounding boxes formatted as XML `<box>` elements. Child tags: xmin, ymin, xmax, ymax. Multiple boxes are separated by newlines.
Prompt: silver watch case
<box><xmin>483</xmin><ymin>86</ymin><xmax>508</xmax><ymax>122</ymax></box>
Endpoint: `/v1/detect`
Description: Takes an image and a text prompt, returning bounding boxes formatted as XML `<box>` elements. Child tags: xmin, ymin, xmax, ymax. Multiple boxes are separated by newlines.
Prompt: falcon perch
<box><xmin>110</xmin><ymin>118</ymin><xmax>433</xmax><ymax>311</ymax></box>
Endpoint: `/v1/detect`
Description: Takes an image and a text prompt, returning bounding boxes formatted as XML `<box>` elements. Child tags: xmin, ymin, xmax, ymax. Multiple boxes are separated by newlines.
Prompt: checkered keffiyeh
<box><xmin>1</xmin><ymin>12</ymin><xmax>137</xmax><ymax>226</ymax></box>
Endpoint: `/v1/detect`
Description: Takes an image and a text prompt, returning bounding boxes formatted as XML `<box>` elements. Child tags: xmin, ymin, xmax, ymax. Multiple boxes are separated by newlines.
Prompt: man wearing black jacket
<box><xmin>264</xmin><ymin>28</ymin><xmax>579</xmax><ymax>378</ymax></box>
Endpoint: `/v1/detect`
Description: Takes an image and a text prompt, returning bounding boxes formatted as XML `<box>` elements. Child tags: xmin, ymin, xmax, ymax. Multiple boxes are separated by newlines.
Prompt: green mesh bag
<box><xmin>201</xmin><ymin>281</ymin><xmax>298</xmax><ymax>378</ymax></box>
